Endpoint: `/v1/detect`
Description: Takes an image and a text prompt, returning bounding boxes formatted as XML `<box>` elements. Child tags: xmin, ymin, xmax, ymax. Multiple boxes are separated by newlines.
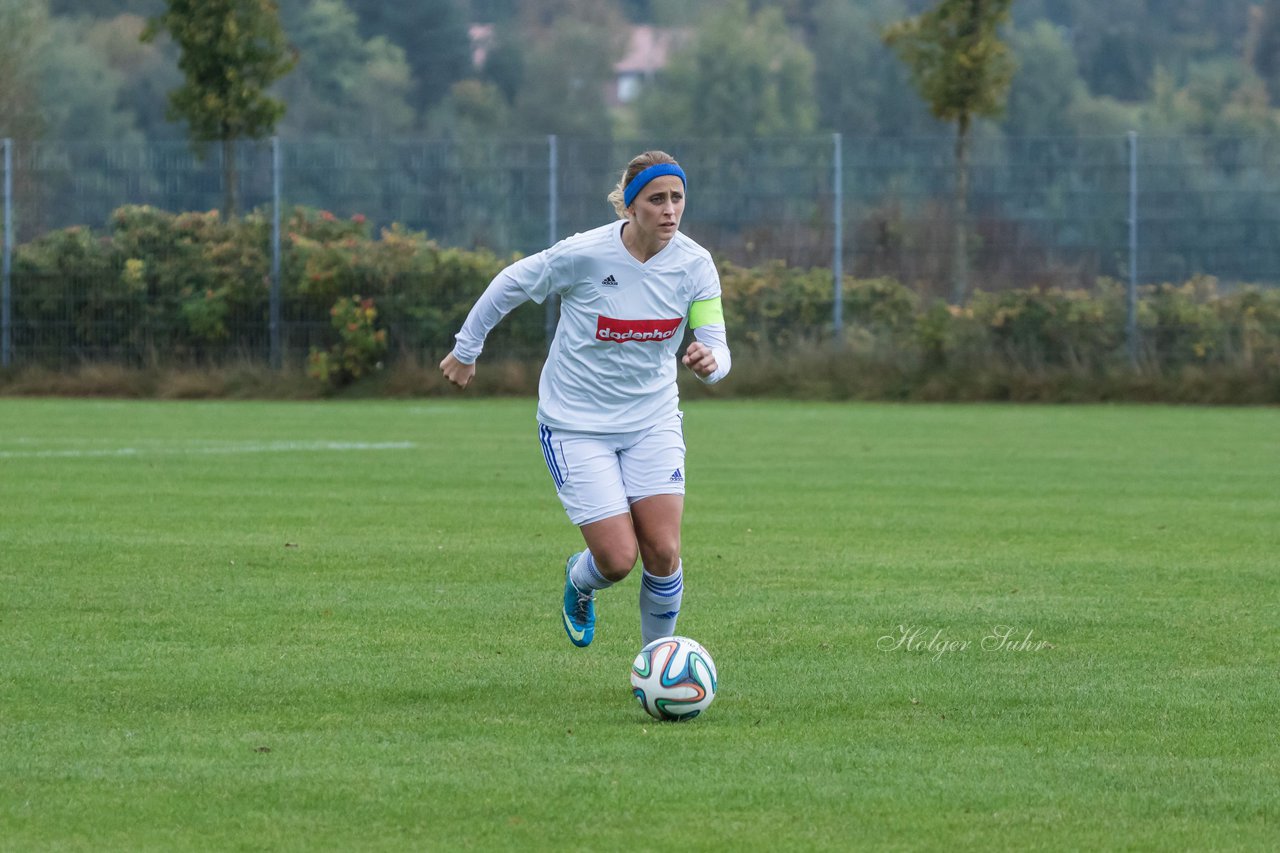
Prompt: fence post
<box><xmin>2</xmin><ymin>138</ymin><xmax>11</xmax><ymax>369</ymax></box>
<box><xmin>832</xmin><ymin>132</ymin><xmax>843</xmax><ymax>343</ymax></box>
<box><xmin>270</xmin><ymin>136</ymin><xmax>282</xmax><ymax>370</ymax></box>
<box><xmin>1127</xmin><ymin>131</ymin><xmax>1139</xmax><ymax>369</ymax></box>
<box><xmin>546</xmin><ymin>134</ymin><xmax>559</xmax><ymax>350</ymax></box>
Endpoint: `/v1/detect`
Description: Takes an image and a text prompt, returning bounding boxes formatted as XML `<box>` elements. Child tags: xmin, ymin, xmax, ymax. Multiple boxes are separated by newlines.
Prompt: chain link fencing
<box><xmin>2</xmin><ymin>134</ymin><xmax>1278</xmax><ymax>368</ymax></box>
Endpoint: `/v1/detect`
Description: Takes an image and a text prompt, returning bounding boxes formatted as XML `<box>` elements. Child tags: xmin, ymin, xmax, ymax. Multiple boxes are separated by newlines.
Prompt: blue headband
<box><xmin>623</xmin><ymin>163</ymin><xmax>687</xmax><ymax>208</ymax></box>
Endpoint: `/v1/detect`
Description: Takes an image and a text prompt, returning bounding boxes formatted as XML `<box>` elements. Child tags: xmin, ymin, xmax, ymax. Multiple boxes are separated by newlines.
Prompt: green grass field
<box><xmin>1</xmin><ymin>398</ymin><xmax>1277</xmax><ymax>850</ymax></box>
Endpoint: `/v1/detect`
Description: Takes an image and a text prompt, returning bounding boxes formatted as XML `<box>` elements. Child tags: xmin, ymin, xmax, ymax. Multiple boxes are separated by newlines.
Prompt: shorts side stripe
<box><xmin>540</xmin><ymin>424</ymin><xmax>565</xmax><ymax>489</ymax></box>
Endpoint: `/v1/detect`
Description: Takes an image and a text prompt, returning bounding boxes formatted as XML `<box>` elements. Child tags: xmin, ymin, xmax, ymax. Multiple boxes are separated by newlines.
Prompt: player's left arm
<box><xmin>683</xmin><ymin>295</ymin><xmax>731</xmax><ymax>384</ymax></box>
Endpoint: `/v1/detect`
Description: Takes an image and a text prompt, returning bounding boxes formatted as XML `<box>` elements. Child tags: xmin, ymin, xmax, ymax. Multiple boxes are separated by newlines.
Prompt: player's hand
<box><xmin>439</xmin><ymin>352</ymin><xmax>476</xmax><ymax>390</ymax></box>
<box><xmin>682</xmin><ymin>341</ymin><xmax>718</xmax><ymax>378</ymax></box>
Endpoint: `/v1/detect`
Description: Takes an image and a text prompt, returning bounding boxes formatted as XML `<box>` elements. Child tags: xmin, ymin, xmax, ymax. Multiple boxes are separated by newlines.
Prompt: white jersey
<box><xmin>452</xmin><ymin>221</ymin><xmax>726</xmax><ymax>433</ymax></box>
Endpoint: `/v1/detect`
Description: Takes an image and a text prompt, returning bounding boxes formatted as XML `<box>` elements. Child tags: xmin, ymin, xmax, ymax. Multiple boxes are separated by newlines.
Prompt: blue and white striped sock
<box><xmin>569</xmin><ymin>550</ymin><xmax>613</xmax><ymax>593</ymax></box>
<box><xmin>639</xmin><ymin>562</ymin><xmax>683</xmax><ymax>645</ymax></box>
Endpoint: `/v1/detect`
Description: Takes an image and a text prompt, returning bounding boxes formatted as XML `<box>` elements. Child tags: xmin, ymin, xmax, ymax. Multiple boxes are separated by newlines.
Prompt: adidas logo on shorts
<box><xmin>669</xmin><ymin>468</ymin><xmax>683</xmax><ymax>483</ymax></box>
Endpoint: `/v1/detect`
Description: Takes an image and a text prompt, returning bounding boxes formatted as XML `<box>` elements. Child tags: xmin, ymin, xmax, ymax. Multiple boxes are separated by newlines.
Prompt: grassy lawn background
<box><xmin>1</xmin><ymin>398</ymin><xmax>1276</xmax><ymax>850</ymax></box>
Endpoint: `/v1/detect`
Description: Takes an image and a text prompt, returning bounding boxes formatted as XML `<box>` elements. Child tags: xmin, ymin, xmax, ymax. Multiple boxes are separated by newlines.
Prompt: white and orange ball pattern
<box><xmin>630</xmin><ymin>636</ymin><xmax>718</xmax><ymax>721</ymax></box>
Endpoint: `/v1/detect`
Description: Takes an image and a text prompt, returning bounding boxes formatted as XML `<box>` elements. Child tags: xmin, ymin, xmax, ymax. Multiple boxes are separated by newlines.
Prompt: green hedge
<box><xmin>8</xmin><ymin>205</ymin><xmax>1280</xmax><ymax>401</ymax></box>
<box><xmin>719</xmin><ymin>261</ymin><xmax>1280</xmax><ymax>374</ymax></box>
<box><xmin>715</xmin><ymin>263</ymin><xmax>1280</xmax><ymax>402</ymax></box>
<box><xmin>11</xmin><ymin>205</ymin><xmax>544</xmax><ymax>366</ymax></box>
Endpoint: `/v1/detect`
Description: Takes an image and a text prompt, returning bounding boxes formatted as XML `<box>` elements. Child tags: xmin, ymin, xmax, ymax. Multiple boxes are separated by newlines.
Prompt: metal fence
<box><xmin>2</xmin><ymin>133</ymin><xmax>1280</xmax><ymax>367</ymax></box>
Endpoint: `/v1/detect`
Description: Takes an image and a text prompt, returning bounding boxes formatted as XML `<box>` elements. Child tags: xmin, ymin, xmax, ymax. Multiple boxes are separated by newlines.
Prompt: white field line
<box><xmin>0</xmin><ymin>440</ymin><xmax>416</xmax><ymax>460</ymax></box>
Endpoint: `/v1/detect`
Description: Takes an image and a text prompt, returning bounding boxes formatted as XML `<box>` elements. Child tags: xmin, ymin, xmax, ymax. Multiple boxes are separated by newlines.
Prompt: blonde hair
<box><xmin>607</xmin><ymin>150</ymin><xmax>681</xmax><ymax>219</ymax></box>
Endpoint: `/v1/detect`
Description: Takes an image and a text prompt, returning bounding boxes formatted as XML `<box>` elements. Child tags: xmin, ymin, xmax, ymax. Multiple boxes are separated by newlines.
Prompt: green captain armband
<box><xmin>688</xmin><ymin>296</ymin><xmax>724</xmax><ymax>329</ymax></box>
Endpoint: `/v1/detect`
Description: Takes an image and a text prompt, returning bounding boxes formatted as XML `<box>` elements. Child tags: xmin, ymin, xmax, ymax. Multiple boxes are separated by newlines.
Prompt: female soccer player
<box><xmin>439</xmin><ymin>150</ymin><xmax>731</xmax><ymax>649</ymax></box>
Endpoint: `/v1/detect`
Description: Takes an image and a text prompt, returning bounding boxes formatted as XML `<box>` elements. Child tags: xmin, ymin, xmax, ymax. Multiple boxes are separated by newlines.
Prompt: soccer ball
<box><xmin>630</xmin><ymin>636</ymin><xmax>718</xmax><ymax>721</ymax></box>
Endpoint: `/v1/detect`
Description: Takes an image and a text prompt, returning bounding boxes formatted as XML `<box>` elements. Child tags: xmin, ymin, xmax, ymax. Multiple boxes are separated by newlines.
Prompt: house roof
<box><xmin>613</xmin><ymin>25</ymin><xmax>690</xmax><ymax>75</ymax></box>
<box><xmin>468</xmin><ymin>23</ymin><xmax>689</xmax><ymax>77</ymax></box>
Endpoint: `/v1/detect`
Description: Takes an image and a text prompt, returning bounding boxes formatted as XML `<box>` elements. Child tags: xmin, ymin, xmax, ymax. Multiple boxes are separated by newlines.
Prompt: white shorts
<box><xmin>538</xmin><ymin>411</ymin><xmax>686</xmax><ymax>526</ymax></box>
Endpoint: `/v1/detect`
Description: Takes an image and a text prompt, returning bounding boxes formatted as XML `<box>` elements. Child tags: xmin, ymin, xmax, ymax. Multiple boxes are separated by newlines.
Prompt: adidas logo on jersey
<box><xmin>669</xmin><ymin>468</ymin><xmax>684</xmax><ymax>483</ymax></box>
<box><xmin>601</xmin><ymin>274</ymin><xmax>619</xmax><ymax>287</ymax></box>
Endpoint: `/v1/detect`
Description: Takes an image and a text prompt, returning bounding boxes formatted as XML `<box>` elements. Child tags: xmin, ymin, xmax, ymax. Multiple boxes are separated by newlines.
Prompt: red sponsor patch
<box><xmin>595</xmin><ymin>315</ymin><xmax>683</xmax><ymax>343</ymax></box>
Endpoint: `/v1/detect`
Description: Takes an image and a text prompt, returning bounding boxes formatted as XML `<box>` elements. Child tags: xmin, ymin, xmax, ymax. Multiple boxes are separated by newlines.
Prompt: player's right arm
<box><xmin>439</xmin><ymin>255</ymin><xmax>545</xmax><ymax>390</ymax></box>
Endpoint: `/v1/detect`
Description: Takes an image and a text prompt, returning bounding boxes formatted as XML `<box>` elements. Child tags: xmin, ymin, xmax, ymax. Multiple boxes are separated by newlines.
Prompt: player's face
<box><xmin>628</xmin><ymin>175</ymin><xmax>685</xmax><ymax>244</ymax></box>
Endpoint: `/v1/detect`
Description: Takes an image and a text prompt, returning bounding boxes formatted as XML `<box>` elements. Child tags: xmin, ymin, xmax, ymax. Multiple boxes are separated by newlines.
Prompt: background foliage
<box><xmin>6</xmin><ymin>1</ymin><xmax>1280</xmax><ymax>145</ymax></box>
<box><xmin>4</xmin><ymin>2</ymin><xmax>1280</xmax><ymax>401</ymax></box>
<box><xmin>8</xmin><ymin>205</ymin><xmax>1279</xmax><ymax>401</ymax></box>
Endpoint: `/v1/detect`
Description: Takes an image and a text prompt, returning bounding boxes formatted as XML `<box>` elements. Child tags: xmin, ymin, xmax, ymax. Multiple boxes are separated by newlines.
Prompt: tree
<box><xmin>478</xmin><ymin>23</ymin><xmax>524</xmax><ymax>106</ymax></box>
<box><xmin>83</xmin><ymin>14</ymin><xmax>184</xmax><ymax>139</ymax></box>
<box><xmin>885</xmin><ymin>0</ymin><xmax>1016</xmax><ymax>305</ymax></box>
<box><xmin>0</xmin><ymin>0</ymin><xmax>47</xmax><ymax>140</ymax></box>
<box><xmin>1001</xmin><ymin>20</ymin><xmax>1083</xmax><ymax>137</ymax></box>
<box><xmin>1143</xmin><ymin>60</ymin><xmax>1279</xmax><ymax>136</ymax></box>
<box><xmin>50</xmin><ymin>0</ymin><xmax>163</xmax><ymax>16</ymax></box>
<box><xmin>512</xmin><ymin>16</ymin><xmax>621</xmax><ymax>137</ymax></box>
<box><xmin>508</xmin><ymin>0</ymin><xmax>626</xmax><ymax>137</ymax></box>
<box><xmin>636</xmin><ymin>0</ymin><xmax>817</xmax><ymax>138</ymax></box>
<box><xmin>142</xmin><ymin>0</ymin><xmax>296</xmax><ymax>218</ymax></box>
<box><xmin>37</xmin><ymin>17</ymin><xmax>144</xmax><ymax>144</ymax></box>
<box><xmin>425</xmin><ymin>80</ymin><xmax>513</xmax><ymax>140</ymax></box>
<box><xmin>1011</xmin><ymin>0</ymin><xmax>1254</xmax><ymax>102</ymax></box>
<box><xmin>1254</xmin><ymin>0</ymin><xmax>1280</xmax><ymax>105</ymax></box>
<box><xmin>811</xmin><ymin>0</ymin><xmax>940</xmax><ymax>137</ymax></box>
<box><xmin>343</xmin><ymin>0</ymin><xmax>472</xmax><ymax>116</ymax></box>
<box><xmin>274</xmin><ymin>0</ymin><xmax>415</xmax><ymax>138</ymax></box>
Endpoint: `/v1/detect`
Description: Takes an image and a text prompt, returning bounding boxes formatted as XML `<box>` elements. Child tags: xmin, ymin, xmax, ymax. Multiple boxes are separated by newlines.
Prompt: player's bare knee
<box><xmin>640</xmin><ymin>539</ymin><xmax>681</xmax><ymax>576</ymax></box>
<box><xmin>593</xmin><ymin>544</ymin><xmax>639</xmax><ymax>580</ymax></box>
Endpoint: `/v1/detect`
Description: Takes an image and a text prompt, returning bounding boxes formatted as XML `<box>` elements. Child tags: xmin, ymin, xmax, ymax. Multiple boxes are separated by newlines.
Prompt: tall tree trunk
<box><xmin>221</xmin><ymin>136</ymin><xmax>238</xmax><ymax>220</ymax></box>
<box><xmin>951</xmin><ymin>114</ymin><xmax>970</xmax><ymax>306</ymax></box>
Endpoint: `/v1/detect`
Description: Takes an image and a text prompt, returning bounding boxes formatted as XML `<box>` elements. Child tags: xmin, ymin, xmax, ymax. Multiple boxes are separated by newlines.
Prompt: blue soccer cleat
<box><xmin>562</xmin><ymin>552</ymin><xmax>596</xmax><ymax>648</ymax></box>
